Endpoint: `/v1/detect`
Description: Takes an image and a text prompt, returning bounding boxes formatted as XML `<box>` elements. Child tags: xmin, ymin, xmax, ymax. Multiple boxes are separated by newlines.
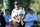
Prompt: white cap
<box><xmin>9</xmin><ymin>19</ymin><xmax>12</xmax><ymax>22</ymax></box>
<box><xmin>14</xmin><ymin>1</ymin><xmax>19</xmax><ymax>5</ymax></box>
<box><xmin>30</xmin><ymin>7</ymin><xmax>33</xmax><ymax>10</ymax></box>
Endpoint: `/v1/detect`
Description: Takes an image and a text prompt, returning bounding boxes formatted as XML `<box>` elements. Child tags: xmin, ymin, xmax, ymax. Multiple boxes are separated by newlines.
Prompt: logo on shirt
<box><xmin>28</xmin><ymin>17</ymin><xmax>30</xmax><ymax>19</ymax></box>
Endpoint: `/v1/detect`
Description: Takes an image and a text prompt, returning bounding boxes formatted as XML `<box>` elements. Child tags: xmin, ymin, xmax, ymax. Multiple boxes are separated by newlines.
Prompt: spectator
<box><xmin>31</xmin><ymin>21</ymin><xmax>40</xmax><ymax>27</ymax></box>
<box><xmin>4</xmin><ymin>9</ymin><xmax>11</xmax><ymax>26</ymax></box>
<box><xmin>5</xmin><ymin>19</ymin><xmax>14</xmax><ymax>27</ymax></box>
<box><xmin>0</xmin><ymin>9</ymin><xmax>5</xmax><ymax>27</ymax></box>
<box><xmin>24</xmin><ymin>7</ymin><xmax>38</xmax><ymax>27</ymax></box>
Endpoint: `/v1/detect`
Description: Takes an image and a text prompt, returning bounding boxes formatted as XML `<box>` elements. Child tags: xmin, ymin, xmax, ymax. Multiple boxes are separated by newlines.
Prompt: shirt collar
<box><xmin>5</xmin><ymin>14</ymin><xmax>10</xmax><ymax>16</ymax></box>
<box><xmin>15</xmin><ymin>8</ymin><xmax>20</xmax><ymax>10</ymax></box>
<box><xmin>29</xmin><ymin>13</ymin><xmax>34</xmax><ymax>15</ymax></box>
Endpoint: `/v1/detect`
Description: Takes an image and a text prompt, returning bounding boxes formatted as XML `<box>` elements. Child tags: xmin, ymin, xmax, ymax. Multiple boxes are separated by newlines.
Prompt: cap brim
<box><xmin>15</xmin><ymin>3</ymin><xmax>19</xmax><ymax>5</ymax></box>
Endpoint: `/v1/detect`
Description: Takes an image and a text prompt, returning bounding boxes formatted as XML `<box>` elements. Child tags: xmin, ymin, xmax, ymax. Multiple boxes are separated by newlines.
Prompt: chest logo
<box><xmin>28</xmin><ymin>17</ymin><xmax>30</xmax><ymax>19</ymax></box>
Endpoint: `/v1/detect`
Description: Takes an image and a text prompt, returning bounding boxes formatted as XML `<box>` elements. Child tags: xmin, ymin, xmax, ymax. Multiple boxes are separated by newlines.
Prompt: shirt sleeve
<box><xmin>11</xmin><ymin>10</ymin><xmax>15</xmax><ymax>18</ymax></box>
<box><xmin>35</xmin><ymin>15</ymin><xmax>38</xmax><ymax>21</ymax></box>
<box><xmin>21</xmin><ymin>8</ymin><xmax>25</xmax><ymax>14</ymax></box>
<box><xmin>24</xmin><ymin>15</ymin><xmax>34</xmax><ymax>23</ymax></box>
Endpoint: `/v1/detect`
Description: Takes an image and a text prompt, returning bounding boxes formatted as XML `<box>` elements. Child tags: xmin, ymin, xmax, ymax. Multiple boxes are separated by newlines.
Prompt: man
<box><xmin>11</xmin><ymin>1</ymin><xmax>25</xmax><ymax>27</ymax></box>
<box><xmin>24</xmin><ymin>7</ymin><xmax>38</xmax><ymax>27</ymax></box>
<box><xmin>4</xmin><ymin>9</ymin><xmax>11</xmax><ymax>26</ymax></box>
<box><xmin>5</xmin><ymin>19</ymin><xmax>14</xmax><ymax>27</ymax></box>
<box><xmin>0</xmin><ymin>9</ymin><xmax>5</xmax><ymax>27</ymax></box>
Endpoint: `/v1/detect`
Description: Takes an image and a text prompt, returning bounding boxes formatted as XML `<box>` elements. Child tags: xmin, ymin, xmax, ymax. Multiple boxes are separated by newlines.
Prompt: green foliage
<box><xmin>38</xmin><ymin>14</ymin><xmax>40</xmax><ymax>23</ymax></box>
<box><xmin>0</xmin><ymin>0</ymin><xmax>3</xmax><ymax>3</ymax></box>
<box><xmin>30</xmin><ymin>0</ymin><xmax>40</xmax><ymax>12</ymax></box>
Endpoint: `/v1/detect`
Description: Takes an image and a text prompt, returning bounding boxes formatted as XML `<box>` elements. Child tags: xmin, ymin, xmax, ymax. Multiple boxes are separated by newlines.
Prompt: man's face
<box><xmin>15</xmin><ymin>4</ymin><xmax>20</xmax><ymax>8</ymax></box>
<box><xmin>29</xmin><ymin>10</ymin><xmax>33</xmax><ymax>14</ymax></box>
<box><xmin>5</xmin><ymin>11</ymin><xmax>9</xmax><ymax>14</ymax></box>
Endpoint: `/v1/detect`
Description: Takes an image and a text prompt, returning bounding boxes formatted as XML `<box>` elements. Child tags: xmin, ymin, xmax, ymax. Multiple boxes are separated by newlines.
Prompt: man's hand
<box><xmin>17</xmin><ymin>20</ymin><xmax>21</xmax><ymax>23</ymax></box>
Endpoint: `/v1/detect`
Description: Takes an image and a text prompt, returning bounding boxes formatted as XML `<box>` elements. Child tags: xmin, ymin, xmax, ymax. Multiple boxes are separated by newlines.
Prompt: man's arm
<box><xmin>12</xmin><ymin>17</ymin><xmax>21</xmax><ymax>23</ymax></box>
<box><xmin>22</xmin><ymin>14</ymin><xmax>25</xmax><ymax>20</ymax></box>
<box><xmin>22</xmin><ymin>8</ymin><xmax>25</xmax><ymax>20</ymax></box>
<box><xmin>35</xmin><ymin>15</ymin><xmax>38</xmax><ymax>21</ymax></box>
<box><xmin>11</xmin><ymin>10</ymin><xmax>21</xmax><ymax>23</ymax></box>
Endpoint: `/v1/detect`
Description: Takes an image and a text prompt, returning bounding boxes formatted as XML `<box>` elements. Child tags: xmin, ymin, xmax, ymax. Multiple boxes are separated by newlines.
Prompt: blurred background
<box><xmin>0</xmin><ymin>0</ymin><xmax>40</xmax><ymax>26</ymax></box>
